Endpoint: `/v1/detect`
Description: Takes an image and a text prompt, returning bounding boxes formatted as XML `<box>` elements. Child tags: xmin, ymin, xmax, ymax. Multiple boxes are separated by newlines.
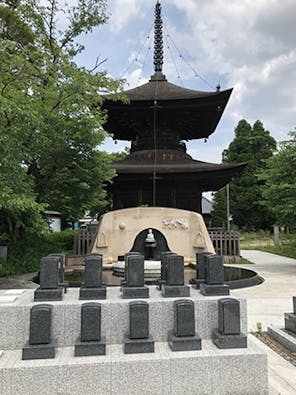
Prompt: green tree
<box><xmin>260</xmin><ymin>131</ymin><xmax>296</xmax><ymax>228</ymax></box>
<box><xmin>0</xmin><ymin>0</ymin><xmax>124</xmax><ymax>245</ymax></box>
<box><xmin>211</xmin><ymin>119</ymin><xmax>277</xmax><ymax>230</ymax></box>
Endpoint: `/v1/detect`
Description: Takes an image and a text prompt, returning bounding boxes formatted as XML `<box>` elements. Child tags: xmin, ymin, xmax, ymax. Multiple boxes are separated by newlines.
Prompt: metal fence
<box><xmin>208</xmin><ymin>229</ymin><xmax>240</xmax><ymax>257</ymax></box>
<box><xmin>73</xmin><ymin>229</ymin><xmax>97</xmax><ymax>256</ymax></box>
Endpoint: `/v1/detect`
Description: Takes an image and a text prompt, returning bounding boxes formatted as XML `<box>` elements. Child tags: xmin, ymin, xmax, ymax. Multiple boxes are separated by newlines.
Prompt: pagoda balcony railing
<box><xmin>130</xmin><ymin>140</ymin><xmax>187</xmax><ymax>153</ymax></box>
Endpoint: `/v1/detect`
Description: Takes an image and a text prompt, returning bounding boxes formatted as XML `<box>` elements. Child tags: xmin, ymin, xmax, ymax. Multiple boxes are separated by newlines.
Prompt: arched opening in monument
<box><xmin>130</xmin><ymin>228</ymin><xmax>171</xmax><ymax>260</ymax></box>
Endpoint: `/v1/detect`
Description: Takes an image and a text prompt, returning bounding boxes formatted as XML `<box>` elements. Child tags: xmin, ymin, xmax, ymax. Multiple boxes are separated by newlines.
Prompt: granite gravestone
<box><xmin>34</xmin><ymin>256</ymin><xmax>63</xmax><ymax>301</ymax></box>
<box><xmin>190</xmin><ymin>252</ymin><xmax>213</xmax><ymax>287</ymax></box>
<box><xmin>47</xmin><ymin>253</ymin><xmax>65</xmax><ymax>284</ymax></box>
<box><xmin>158</xmin><ymin>251</ymin><xmax>176</xmax><ymax>289</ymax></box>
<box><xmin>75</xmin><ymin>303</ymin><xmax>106</xmax><ymax>356</ymax></box>
<box><xmin>168</xmin><ymin>299</ymin><xmax>201</xmax><ymax>351</ymax></box>
<box><xmin>122</xmin><ymin>255</ymin><xmax>149</xmax><ymax>299</ymax></box>
<box><xmin>121</xmin><ymin>252</ymin><xmax>141</xmax><ymax>286</ymax></box>
<box><xmin>212</xmin><ymin>298</ymin><xmax>247</xmax><ymax>348</ymax></box>
<box><xmin>124</xmin><ymin>301</ymin><xmax>154</xmax><ymax>353</ymax></box>
<box><xmin>161</xmin><ymin>255</ymin><xmax>190</xmax><ymax>297</ymax></box>
<box><xmin>48</xmin><ymin>253</ymin><xmax>68</xmax><ymax>293</ymax></box>
<box><xmin>284</xmin><ymin>296</ymin><xmax>296</xmax><ymax>334</ymax></box>
<box><xmin>79</xmin><ymin>254</ymin><xmax>106</xmax><ymax>300</ymax></box>
<box><xmin>22</xmin><ymin>304</ymin><xmax>55</xmax><ymax>359</ymax></box>
<box><xmin>199</xmin><ymin>255</ymin><xmax>229</xmax><ymax>296</ymax></box>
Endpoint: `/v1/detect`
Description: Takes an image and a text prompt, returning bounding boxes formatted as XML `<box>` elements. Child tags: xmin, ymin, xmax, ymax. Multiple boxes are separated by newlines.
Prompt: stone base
<box><xmin>268</xmin><ymin>324</ymin><xmax>296</xmax><ymax>352</ymax></box>
<box><xmin>285</xmin><ymin>312</ymin><xmax>296</xmax><ymax>334</ymax></box>
<box><xmin>190</xmin><ymin>278</ymin><xmax>205</xmax><ymax>288</ymax></box>
<box><xmin>199</xmin><ymin>283</ymin><xmax>230</xmax><ymax>296</ymax></box>
<box><xmin>212</xmin><ymin>328</ymin><xmax>247</xmax><ymax>349</ymax></box>
<box><xmin>1</xmin><ymin>341</ymin><xmax>268</xmax><ymax>395</ymax></box>
<box><xmin>122</xmin><ymin>287</ymin><xmax>149</xmax><ymax>299</ymax></box>
<box><xmin>34</xmin><ymin>287</ymin><xmax>63</xmax><ymax>302</ymax></box>
<box><xmin>75</xmin><ymin>337</ymin><xmax>106</xmax><ymax>356</ymax></box>
<box><xmin>79</xmin><ymin>287</ymin><xmax>107</xmax><ymax>300</ymax></box>
<box><xmin>161</xmin><ymin>285</ymin><xmax>190</xmax><ymax>298</ymax></box>
<box><xmin>124</xmin><ymin>335</ymin><xmax>154</xmax><ymax>354</ymax></box>
<box><xmin>168</xmin><ymin>330</ymin><xmax>201</xmax><ymax>351</ymax></box>
<box><xmin>157</xmin><ymin>279</ymin><xmax>166</xmax><ymax>290</ymax></box>
<box><xmin>22</xmin><ymin>341</ymin><xmax>55</xmax><ymax>360</ymax></box>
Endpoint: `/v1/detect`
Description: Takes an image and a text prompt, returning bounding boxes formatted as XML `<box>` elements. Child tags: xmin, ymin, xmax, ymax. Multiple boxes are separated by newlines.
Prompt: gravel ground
<box><xmin>253</xmin><ymin>331</ymin><xmax>296</xmax><ymax>367</ymax></box>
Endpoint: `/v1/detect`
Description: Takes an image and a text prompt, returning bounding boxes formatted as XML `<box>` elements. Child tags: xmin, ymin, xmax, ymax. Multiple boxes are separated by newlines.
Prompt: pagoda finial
<box><xmin>152</xmin><ymin>0</ymin><xmax>165</xmax><ymax>79</ymax></box>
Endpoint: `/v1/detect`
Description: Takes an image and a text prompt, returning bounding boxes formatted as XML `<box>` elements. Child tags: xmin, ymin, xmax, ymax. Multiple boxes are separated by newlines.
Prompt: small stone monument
<box><xmin>121</xmin><ymin>251</ymin><xmax>141</xmax><ymax>286</ymax></box>
<box><xmin>157</xmin><ymin>251</ymin><xmax>176</xmax><ymax>290</ymax></box>
<box><xmin>79</xmin><ymin>254</ymin><xmax>106</xmax><ymax>300</ymax></box>
<box><xmin>122</xmin><ymin>254</ymin><xmax>149</xmax><ymax>299</ymax></box>
<box><xmin>212</xmin><ymin>298</ymin><xmax>247</xmax><ymax>348</ymax></box>
<box><xmin>199</xmin><ymin>255</ymin><xmax>229</xmax><ymax>296</ymax></box>
<box><xmin>22</xmin><ymin>304</ymin><xmax>55</xmax><ymax>359</ymax></box>
<box><xmin>47</xmin><ymin>253</ymin><xmax>65</xmax><ymax>284</ymax></box>
<box><xmin>34</xmin><ymin>256</ymin><xmax>63</xmax><ymax>301</ymax></box>
<box><xmin>285</xmin><ymin>296</ymin><xmax>296</xmax><ymax>334</ymax></box>
<box><xmin>190</xmin><ymin>251</ymin><xmax>213</xmax><ymax>287</ymax></box>
<box><xmin>145</xmin><ymin>228</ymin><xmax>157</xmax><ymax>260</ymax></box>
<box><xmin>161</xmin><ymin>254</ymin><xmax>190</xmax><ymax>297</ymax></box>
<box><xmin>75</xmin><ymin>303</ymin><xmax>106</xmax><ymax>356</ymax></box>
<box><xmin>124</xmin><ymin>301</ymin><xmax>154</xmax><ymax>353</ymax></box>
<box><xmin>48</xmin><ymin>253</ymin><xmax>68</xmax><ymax>293</ymax></box>
<box><xmin>168</xmin><ymin>299</ymin><xmax>201</xmax><ymax>351</ymax></box>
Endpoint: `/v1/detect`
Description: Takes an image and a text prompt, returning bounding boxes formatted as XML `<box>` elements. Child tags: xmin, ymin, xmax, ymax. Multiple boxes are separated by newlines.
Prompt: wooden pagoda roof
<box><xmin>103</xmin><ymin>79</ymin><xmax>232</xmax><ymax>141</ymax></box>
<box><xmin>111</xmin><ymin>149</ymin><xmax>246</xmax><ymax>191</ymax></box>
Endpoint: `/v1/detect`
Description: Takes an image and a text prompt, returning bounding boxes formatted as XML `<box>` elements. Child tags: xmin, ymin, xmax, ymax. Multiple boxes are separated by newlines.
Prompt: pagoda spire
<box><xmin>151</xmin><ymin>0</ymin><xmax>166</xmax><ymax>80</ymax></box>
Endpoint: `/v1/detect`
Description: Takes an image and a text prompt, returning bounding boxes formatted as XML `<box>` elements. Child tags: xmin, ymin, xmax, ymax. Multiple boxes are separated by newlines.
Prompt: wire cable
<box><xmin>163</xmin><ymin>23</ymin><xmax>216</xmax><ymax>90</ymax></box>
<box><xmin>120</xmin><ymin>23</ymin><xmax>154</xmax><ymax>80</ymax></box>
<box><xmin>164</xmin><ymin>30</ymin><xmax>184</xmax><ymax>86</ymax></box>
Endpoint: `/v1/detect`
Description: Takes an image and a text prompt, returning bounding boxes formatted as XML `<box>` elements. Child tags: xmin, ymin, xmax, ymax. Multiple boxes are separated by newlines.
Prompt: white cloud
<box><xmin>123</xmin><ymin>68</ymin><xmax>149</xmax><ymax>89</ymax></box>
<box><xmin>77</xmin><ymin>0</ymin><xmax>296</xmax><ymax>159</ymax></box>
<box><xmin>108</xmin><ymin>0</ymin><xmax>149</xmax><ymax>32</ymax></box>
<box><xmin>164</xmin><ymin>0</ymin><xmax>296</xmax><ymax>141</ymax></box>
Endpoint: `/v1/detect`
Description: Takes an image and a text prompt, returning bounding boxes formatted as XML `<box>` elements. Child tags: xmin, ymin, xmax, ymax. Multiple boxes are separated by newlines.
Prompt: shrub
<box><xmin>1</xmin><ymin>229</ymin><xmax>75</xmax><ymax>277</ymax></box>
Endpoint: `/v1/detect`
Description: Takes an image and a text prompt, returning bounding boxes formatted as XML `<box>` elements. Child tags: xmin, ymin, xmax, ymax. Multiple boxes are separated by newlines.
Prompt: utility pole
<box><xmin>226</xmin><ymin>183</ymin><xmax>230</xmax><ymax>232</ymax></box>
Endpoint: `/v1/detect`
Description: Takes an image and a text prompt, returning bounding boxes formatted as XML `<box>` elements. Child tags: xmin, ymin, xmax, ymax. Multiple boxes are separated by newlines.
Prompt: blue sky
<box><xmin>73</xmin><ymin>0</ymin><xmax>296</xmax><ymax>166</ymax></box>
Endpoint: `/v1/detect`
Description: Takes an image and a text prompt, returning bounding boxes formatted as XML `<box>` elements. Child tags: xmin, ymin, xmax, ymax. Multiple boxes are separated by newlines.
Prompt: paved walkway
<box><xmin>232</xmin><ymin>250</ymin><xmax>296</xmax><ymax>331</ymax></box>
<box><xmin>232</xmin><ymin>250</ymin><xmax>296</xmax><ymax>395</ymax></box>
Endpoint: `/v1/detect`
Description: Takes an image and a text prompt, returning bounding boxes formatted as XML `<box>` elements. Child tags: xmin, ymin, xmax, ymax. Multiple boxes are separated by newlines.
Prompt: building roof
<box><xmin>202</xmin><ymin>196</ymin><xmax>213</xmax><ymax>214</ymax></box>
<box><xmin>111</xmin><ymin>149</ymin><xmax>246</xmax><ymax>191</ymax></box>
<box><xmin>103</xmin><ymin>84</ymin><xmax>232</xmax><ymax>141</ymax></box>
<box><xmin>123</xmin><ymin>77</ymin><xmax>226</xmax><ymax>101</ymax></box>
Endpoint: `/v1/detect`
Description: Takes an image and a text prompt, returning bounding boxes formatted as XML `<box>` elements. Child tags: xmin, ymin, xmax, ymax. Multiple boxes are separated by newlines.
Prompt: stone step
<box><xmin>0</xmin><ymin>287</ymin><xmax>247</xmax><ymax>350</ymax></box>
<box><xmin>0</xmin><ymin>339</ymin><xmax>268</xmax><ymax>395</ymax></box>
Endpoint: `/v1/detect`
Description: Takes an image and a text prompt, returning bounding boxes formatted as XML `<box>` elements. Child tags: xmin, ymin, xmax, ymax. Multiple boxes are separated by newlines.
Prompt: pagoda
<box><xmin>103</xmin><ymin>1</ymin><xmax>245</xmax><ymax>213</ymax></box>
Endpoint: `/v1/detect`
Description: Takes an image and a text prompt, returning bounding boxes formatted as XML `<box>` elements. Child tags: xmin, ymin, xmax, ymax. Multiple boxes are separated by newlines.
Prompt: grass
<box><xmin>238</xmin><ymin>257</ymin><xmax>254</xmax><ymax>265</ymax></box>
<box><xmin>240</xmin><ymin>231</ymin><xmax>296</xmax><ymax>259</ymax></box>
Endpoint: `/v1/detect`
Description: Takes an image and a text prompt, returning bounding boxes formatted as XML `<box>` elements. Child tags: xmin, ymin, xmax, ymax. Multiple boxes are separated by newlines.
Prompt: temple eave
<box><xmin>111</xmin><ymin>163</ymin><xmax>246</xmax><ymax>175</ymax></box>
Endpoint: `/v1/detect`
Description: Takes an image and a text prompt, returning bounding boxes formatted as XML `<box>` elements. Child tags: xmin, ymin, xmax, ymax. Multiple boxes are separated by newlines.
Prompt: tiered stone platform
<box><xmin>0</xmin><ymin>287</ymin><xmax>268</xmax><ymax>394</ymax></box>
